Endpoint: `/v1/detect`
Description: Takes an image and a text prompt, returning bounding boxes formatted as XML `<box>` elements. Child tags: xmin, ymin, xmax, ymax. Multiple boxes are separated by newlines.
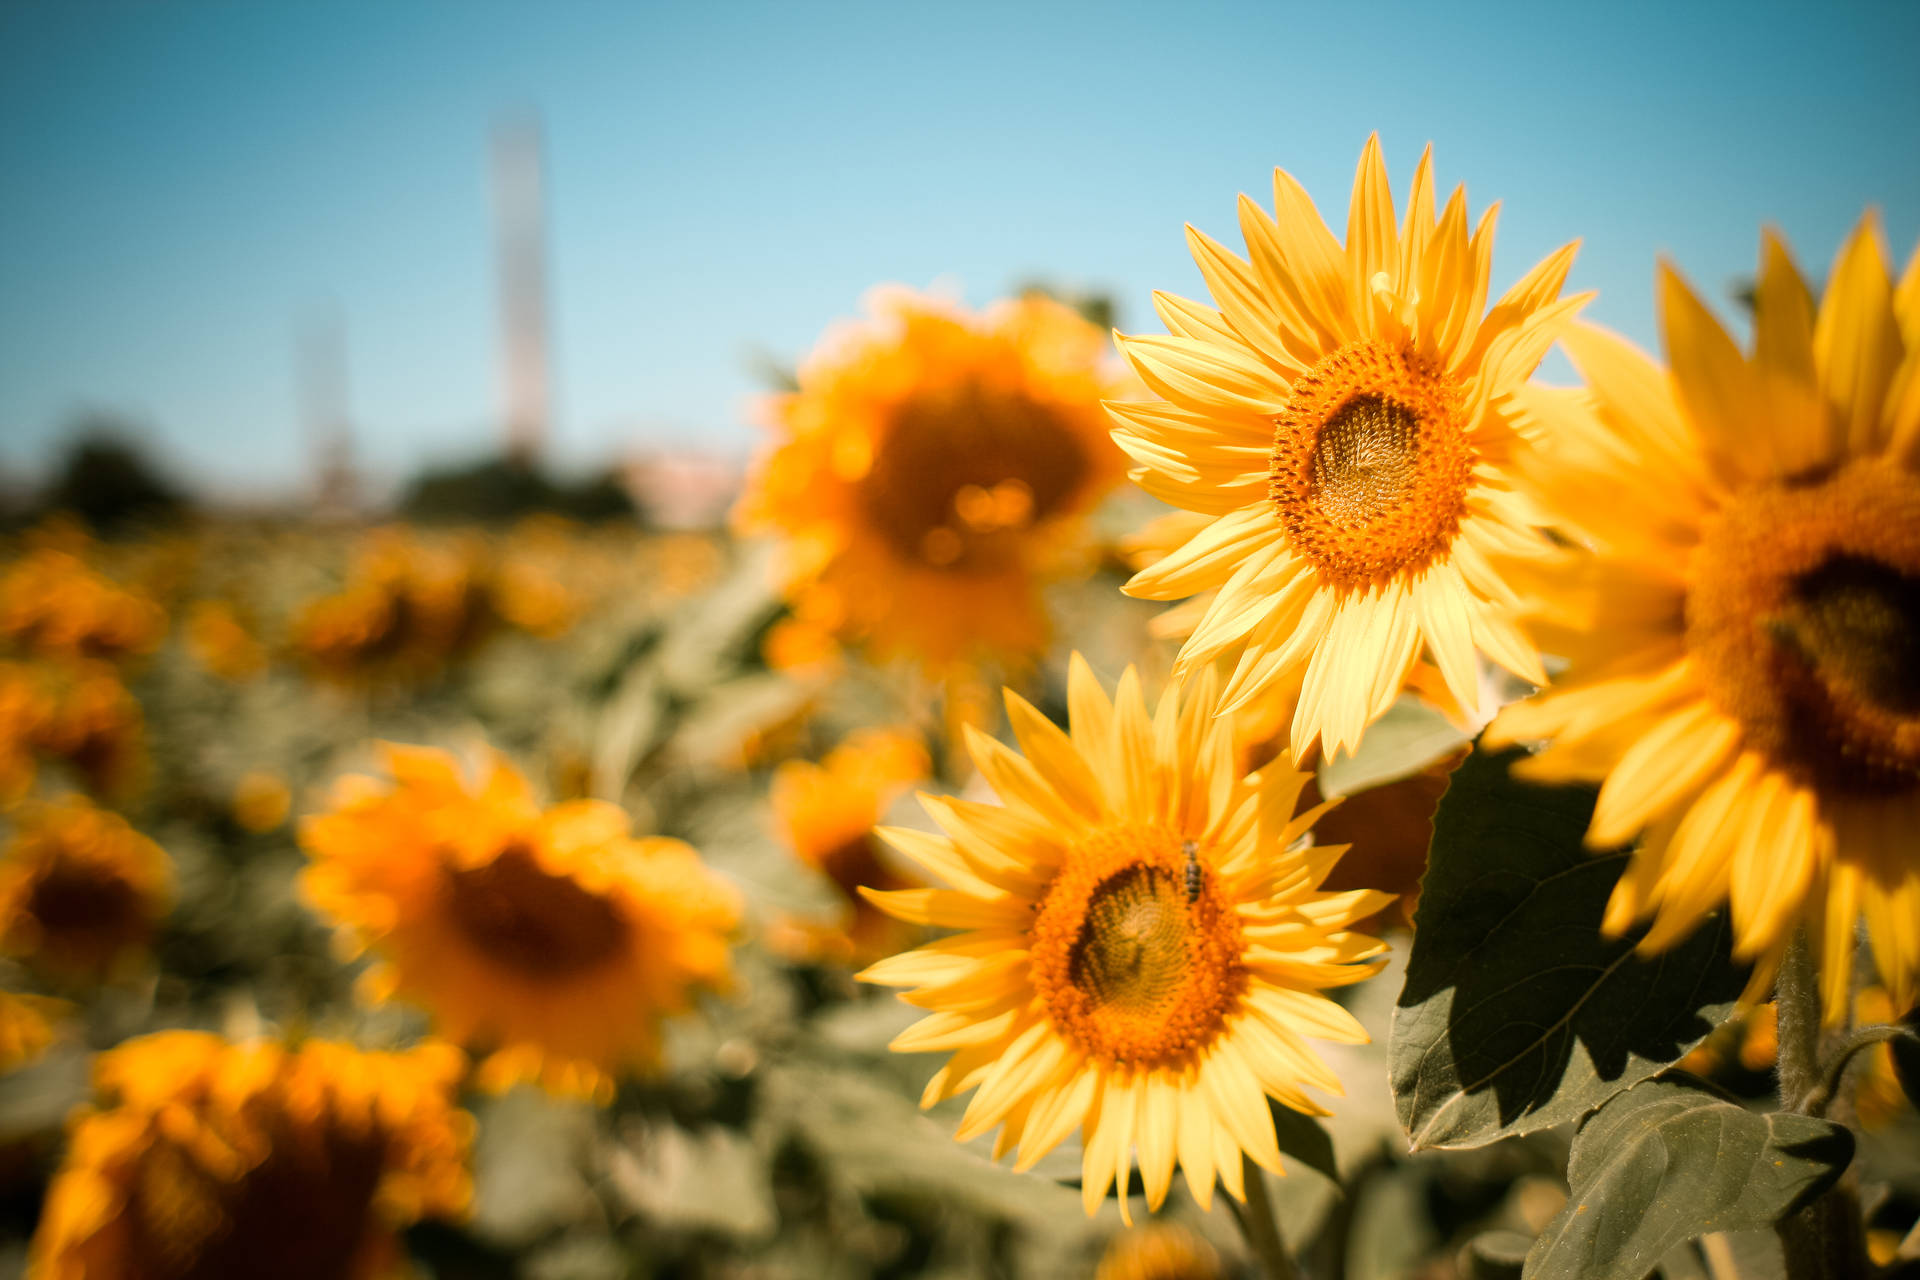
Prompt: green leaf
<box><xmin>1391</xmin><ymin>748</ymin><xmax>1748</xmax><ymax>1150</ymax></box>
<box><xmin>1318</xmin><ymin>693</ymin><xmax>1469</xmax><ymax>799</ymax></box>
<box><xmin>1525</xmin><ymin>1076</ymin><xmax>1853</xmax><ymax>1280</ymax></box>
<box><xmin>1268</xmin><ymin>1100</ymin><xmax>1340</xmax><ymax>1185</ymax></box>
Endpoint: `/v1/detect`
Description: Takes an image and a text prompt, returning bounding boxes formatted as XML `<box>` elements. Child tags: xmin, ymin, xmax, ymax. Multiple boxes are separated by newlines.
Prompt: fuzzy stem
<box><xmin>1772</xmin><ymin>929</ymin><xmax>1869</xmax><ymax>1280</ymax></box>
<box><xmin>1231</xmin><ymin>1153</ymin><xmax>1300</xmax><ymax>1280</ymax></box>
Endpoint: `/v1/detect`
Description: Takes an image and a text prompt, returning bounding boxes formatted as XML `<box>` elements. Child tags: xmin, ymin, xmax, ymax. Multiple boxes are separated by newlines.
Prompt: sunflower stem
<box><xmin>1772</xmin><ymin>928</ymin><xmax>1869</xmax><ymax>1280</ymax></box>
<box><xmin>1233</xmin><ymin>1153</ymin><xmax>1300</xmax><ymax>1280</ymax></box>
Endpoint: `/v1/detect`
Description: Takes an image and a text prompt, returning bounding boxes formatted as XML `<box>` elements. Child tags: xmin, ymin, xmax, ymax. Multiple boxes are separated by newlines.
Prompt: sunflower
<box><xmin>769</xmin><ymin>729</ymin><xmax>929</xmax><ymax>963</ymax></box>
<box><xmin>31</xmin><ymin>1031</ymin><xmax>472</xmax><ymax>1280</ymax></box>
<box><xmin>0</xmin><ymin>548</ymin><xmax>166</xmax><ymax>664</ymax></box>
<box><xmin>1111</xmin><ymin>135</ymin><xmax>1588</xmax><ymax>761</ymax></box>
<box><xmin>858</xmin><ymin>656</ymin><xmax>1390</xmax><ymax>1220</ymax></box>
<box><xmin>230</xmin><ymin>769</ymin><xmax>292</xmax><ymax>834</ymax></box>
<box><xmin>1486</xmin><ymin>216</ymin><xmax>1920</xmax><ymax>1020</ymax></box>
<box><xmin>0</xmin><ymin>794</ymin><xmax>172</xmax><ymax>983</ymax></box>
<box><xmin>184</xmin><ymin>599</ymin><xmax>267</xmax><ymax>681</ymax></box>
<box><xmin>0</xmin><ymin>989</ymin><xmax>69</xmax><ymax>1072</ymax></box>
<box><xmin>734</xmin><ymin>289</ymin><xmax>1130</xmax><ymax>674</ymax></box>
<box><xmin>289</xmin><ymin>529</ymin><xmax>497</xmax><ymax>684</ymax></box>
<box><xmin>299</xmin><ymin>744</ymin><xmax>740</xmax><ymax>1100</ymax></box>
<box><xmin>1096</xmin><ymin>1221</ymin><xmax>1223</xmax><ymax>1280</ymax></box>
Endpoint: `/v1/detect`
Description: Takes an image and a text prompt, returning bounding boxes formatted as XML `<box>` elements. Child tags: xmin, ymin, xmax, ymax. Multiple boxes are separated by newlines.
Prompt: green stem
<box><xmin>1230</xmin><ymin>1153</ymin><xmax>1300</xmax><ymax>1280</ymax></box>
<box><xmin>1771</xmin><ymin>929</ymin><xmax>1869</xmax><ymax>1280</ymax></box>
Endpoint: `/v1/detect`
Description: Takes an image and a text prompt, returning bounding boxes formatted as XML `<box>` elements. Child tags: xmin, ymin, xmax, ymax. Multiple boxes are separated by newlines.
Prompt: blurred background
<box><xmin>3</xmin><ymin>0</ymin><xmax>1916</xmax><ymax>512</ymax></box>
<box><xmin>2</xmin><ymin>4</ymin><xmax>1919</xmax><ymax>1279</ymax></box>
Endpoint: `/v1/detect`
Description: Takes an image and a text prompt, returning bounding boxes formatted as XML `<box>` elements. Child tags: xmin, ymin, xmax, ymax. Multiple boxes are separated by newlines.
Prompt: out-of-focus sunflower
<box><xmin>230</xmin><ymin>769</ymin><xmax>292</xmax><ymax>834</ymax></box>
<box><xmin>1095</xmin><ymin>1221</ymin><xmax>1223</xmax><ymax>1280</ymax></box>
<box><xmin>184</xmin><ymin>598</ymin><xmax>267</xmax><ymax>681</ymax></box>
<box><xmin>288</xmin><ymin>529</ymin><xmax>496</xmax><ymax>683</ymax></box>
<box><xmin>1111</xmin><ymin>136</ymin><xmax>1587</xmax><ymax>760</ymax></box>
<box><xmin>859</xmin><ymin>657</ymin><xmax>1389</xmax><ymax>1219</ymax></box>
<box><xmin>0</xmin><ymin>663</ymin><xmax>53</xmax><ymax>806</ymax></box>
<box><xmin>768</xmin><ymin>729</ymin><xmax>928</xmax><ymax>963</ymax></box>
<box><xmin>1487</xmin><ymin>218</ymin><xmax>1920</xmax><ymax>1019</ymax></box>
<box><xmin>735</xmin><ymin>289</ymin><xmax>1130</xmax><ymax>674</ymax></box>
<box><xmin>31</xmin><ymin>1031</ymin><xmax>472</xmax><ymax>1280</ymax></box>
<box><xmin>0</xmin><ymin>794</ymin><xmax>172</xmax><ymax>983</ymax></box>
<box><xmin>0</xmin><ymin>548</ymin><xmax>166</xmax><ymax>664</ymax></box>
<box><xmin>31</xmin><ymin>660</ymin><xmax>147</xmax><ymax>800</ymax></box>
<box><xmin>0</xmin><ymin>989</ymin><xmax>69</xmax><ymax>1072</ymax></box>
<box><xmin>300</xmin><ymin>745</ymin><xmax>740</xmax><ymax>1100</ymax></box>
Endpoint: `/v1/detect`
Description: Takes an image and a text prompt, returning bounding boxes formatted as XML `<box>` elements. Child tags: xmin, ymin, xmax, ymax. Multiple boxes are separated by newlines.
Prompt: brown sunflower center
<box><xmin>1269</xmin><ymin>341</ymin><xmax>1474</xmax><ymax>591</ymax></box>
<box><xmin>442</xmin><ymin>844</ymin><xmax>628</xmax><ymax>978</ymax></box>
<box><xmin>1029</xmin><ymin>825</ymin><xmax>1246</xmax><ymax>1070</ymax></box>
<box><xmin>127</xmin><ymin>1105</ymin><xmax>387</xmax><ymax>1280</ymax></box>
<box><xmin>857</xmin><ymin>380</ymin><xmax>1089</xmax><ymax>572</ymax></box>
<box><xmin>1686</xmin><ymin>460</ymin><xmax>1920</xmax><ymax>795</ymax></box>
<box><xmin>26</xmin><ymin>862</ymin><xmax>145</xmax><ymax>940</ymax></box>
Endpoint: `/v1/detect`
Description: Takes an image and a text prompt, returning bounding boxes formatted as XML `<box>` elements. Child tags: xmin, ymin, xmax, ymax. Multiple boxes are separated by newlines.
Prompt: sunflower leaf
<box><xmin>1390</xmin><ymin>748</ymin><xmax>1748</xmax><ymax>1150</ymax></box>
<box><xmin>1523</xmin><ymin>1075</ymin><xmax>1852</xmax><ymax>1280</ymax></box>
<box><xmin>1267</xmin><ymin>1099</ymin><xmax>1340</xmax><ymax>1185</ymax></box>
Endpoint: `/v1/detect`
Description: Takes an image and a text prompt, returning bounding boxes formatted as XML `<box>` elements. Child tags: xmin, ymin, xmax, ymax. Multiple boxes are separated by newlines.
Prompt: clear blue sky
<box><xmin>2</xmin><ymin>0</ymin><xmax>1916</xmax><ymax>495</ymax></box>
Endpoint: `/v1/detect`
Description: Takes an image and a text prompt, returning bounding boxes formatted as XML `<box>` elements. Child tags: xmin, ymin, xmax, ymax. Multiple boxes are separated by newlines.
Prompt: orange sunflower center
<box><xmin>1269</xmin><ymin>341</ymin><xmax>1474</xmax><ymax>591</ymax></box>
<box><xmin>857</xmin><ymin>380</ymin><xmax>1089</xmax><ymax>572</ymax></box>
<box><xmin>442</xmin><ymin>844</ymin><xmax>629</xmax><ymax>977</ymax></box>
<box><xmin>1029</xmin><ymin>825</ymin><xmax>1246</xmax><ymax>1070</ymax></box>
<box><xmin>1687</xmin><ymin>460</ymin><xmax>1920</xmax><ymax>795</ymax></box>
<box><xmin>127</xmin><ymin>1105</ymin><xmax>387</xmax><ymax>1280</ymax></box>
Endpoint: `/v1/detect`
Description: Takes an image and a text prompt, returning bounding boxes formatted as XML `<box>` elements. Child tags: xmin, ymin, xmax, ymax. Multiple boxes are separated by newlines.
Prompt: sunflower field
<box><xmin>2</xmin><ymin>138</ymin><xmax>1919</xmax><ymax>1280</ymax></box>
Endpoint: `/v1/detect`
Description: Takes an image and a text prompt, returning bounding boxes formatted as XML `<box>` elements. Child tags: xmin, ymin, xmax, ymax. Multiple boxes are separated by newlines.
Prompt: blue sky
<box><xmin>2</xmin><ymin>0</ymin><xmax>1916</xmax><ymax>495</ymax></box>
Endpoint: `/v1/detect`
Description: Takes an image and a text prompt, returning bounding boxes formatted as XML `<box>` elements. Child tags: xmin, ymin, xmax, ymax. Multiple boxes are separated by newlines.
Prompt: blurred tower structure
<box><xmin>297</xmin><ymin>302</ymin><xmax>358</xmax><ymax>515</ymax></box>
<box><xmin>492</xmin><ymin>114</ymin><xmax>551</xmax><ymax>466</ymax></box>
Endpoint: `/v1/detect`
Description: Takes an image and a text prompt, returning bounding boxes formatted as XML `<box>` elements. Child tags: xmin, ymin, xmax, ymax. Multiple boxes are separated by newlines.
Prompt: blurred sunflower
<box><xmin>1487</xmin><ymin>217</ymin><xmax>1920</xmax><ymax>1019</ymax></box>
<box><xmin>0</xmin><ymin>989</ymin><xmax>69</xmax><ymax>1072</ymax></box>
<box><xmin>288</xmin><ymin>529</ymin><xmax>496</xmax><ymax>683</ymax></box>
<box><xmin>300</xmin><ymin>745</ymin><xmax>740</xmax><ymax>1100</ymax></box>
<box><xmin>1111</xmin><ymin>136</ymin><xmax>1588</xmax><ymax>760</ymax></box>
<box><xmin>769</xmin><ymin>729</ymin><xmax>928</xmax><ymax>963</ymax></box>
<box><xmin>31</xmin><ymin>660</ymin><xmax>148</xmax><ymax>799</ymax></box>
<box><xmin>735</xmin><ymin>289</ymin><xmax>1130</xmax><ymax>674</ymax></box>
<box><xmin>0</xmin><ymin>548</ymin><xmax>166</xmax><ymax>664</ymax></box>
<box><xmin>0</xmin><ymin>794</ymin><xmax>172</xmax><ymax>983</ymax></box>
<box><xmin>184</xmin><ymin>598</ymin><xmax>267</xmax><ymax>681</ymax></box>
<box><xmin>230</xmin><ymin>769</ymin><xmax>292</xmax><ymax>834</ymax></box>
<box><xmin>1096</xmin><ymin>1221</ymin><xmax>1223</xmax><ymax>1280</ymax></box>
<box><xmin>31</xmin><ymin>1031</ymin><xmax>472</xmax><ymax>1280</ymax></box>
<box><xmin>859</xmin><ymin>657</ymin><xmax>1389</xmax><ymax>1219</ymax></box>
<box><xmin>0</xmin><ymin>663</ymin><xmax>53</xmax><ymax>805</ymax></box>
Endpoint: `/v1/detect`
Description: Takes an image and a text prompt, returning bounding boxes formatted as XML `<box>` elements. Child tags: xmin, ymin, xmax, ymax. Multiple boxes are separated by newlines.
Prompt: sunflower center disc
<box><xmin>857</xmin><ymin>380</ymin><xmax>1089</xmax><ymax>572</ymax></box>
<box><xmin>129</xmin><ymin>1107</ymin><xmax>386</xmax><ymax>1280</ymax></box>
<box><xmin>25</xmin><ymin>862</ymin><xmax>145</xmax><ymax>948</ymax></box>
<box><xmin>1269</xmin><ymin>341</ymin><xmax>1473</xmax><ymax>591</ymax></box>
<box><xmin>1687</xmin><ymin>460</ymin><xmax>1920</xmax><ymax>795</ymax></box>
<box><xmin>443</xmin><ymin>844</ymin><xmax>628</xmax><ymax>977</ymax></box>
<box><xmin>1029</xmin><ymin>825</ymin><xmax>1245</xmax><ymax>1071</ymax></box>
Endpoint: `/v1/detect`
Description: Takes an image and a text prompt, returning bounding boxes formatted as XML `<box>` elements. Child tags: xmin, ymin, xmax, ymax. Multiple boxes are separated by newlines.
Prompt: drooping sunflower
<box><xmin>734</xmin><ymin>289</ymin><xmax>1131</xmax><ymax>674</ymax></box>
<box><xmin>1485</xmin><ymin>217</ymin><xmax>1920</xmax><ymax>1020</ymax></box>
<box><xmin>299</xmin><ymin>744</ymin><xmax>740</xmax><ymax>1099</ymax></box>
<box><xmin>0</xmin><ymin>793</ymin><xmax>172</xmax><ymax>983</ymax></box>
<box><xmin>858</xmin><ymin>657</ymin><xmax>1390</xmax><ymax>1219</ymax></box>
<box><xmin>768</xmin><ymin>728</ymin><xmax>929</xmax><ymax>963</ymax></box>
<box><xmin>31</xmin><ymin>1031</ymin><xmax>472</xmax><ymax>1280</ymax></box>
<box><xmin>1111</xmin><ymin>136</ymin><xmax>1588</xmax><ymax>760</ymax></box>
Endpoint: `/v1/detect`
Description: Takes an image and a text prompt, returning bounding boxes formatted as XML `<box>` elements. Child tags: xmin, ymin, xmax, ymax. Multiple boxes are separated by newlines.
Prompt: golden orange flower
<box><xmin>289</xmin><ymin>529</ymin><xmax>496</xmax><ymax>683</ymax></box>
<box><xmin>0</xmin><ymin>989</ymin><xmax>69</xmax><ymax>1072</ymax></box>
<box><xmin>300</xmin><ymin>744</ymin><xmax>740</xmax><ymax>1100</ymax></box>
<box><xmin>0</xmin><ymin>794</ymin><xmax>172</xmax><ymax>983</ymax></box>
<box><xmin>769</xmin><ymin>729</ymin><xmax>929</xmax><ymax>962</ymax></box>
<box><xmin>1096</xmin><ymin>1221</ymin><xmax>1223</xmax><ymax>1280</ymax></box>
<box><xmin>1488</xmin><ymin>217</ymin><xmax>1920</xmax><ymax>1019</ymax></box>
<box><xmin>184</xmin><ymin>599</ymin><xmax>267</xmax><ymax>681</ymax></box>
<box><xmin>735</xmin><ymin>289</ymin><xmax>1130</xmax><ymax>673</ymax></box>
<box><xmin>29</xmin><ymin>661</ymin><xmax>147</xmax><ymax>800</ymax></box>
<box><xmin>31</xmin><ymin>1031</ymin><xmax>472</xmax><ymax>1280</ymax></box>
<box><xmin>0</xmin><ymin>548</ymin><xmax>165</xmax><ymax>664</ymax></box>
<box><xmin>860</xmin><ymin>658</ymin><xmax>1389</xmax><ymax>1219</ymax></box>
<box><xmin>231</xmin><ymin>769</ymin><xmax>293</xmax><ymax>834</ymax></box>
<box><xmin>1112</xmin><ymin>137</ymin><xmax>1586</xmax><ymax>760</ymax></box>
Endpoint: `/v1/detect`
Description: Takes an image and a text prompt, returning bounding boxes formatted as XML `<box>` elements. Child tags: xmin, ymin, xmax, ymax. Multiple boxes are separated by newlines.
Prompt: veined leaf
<box><xmin>1525</xmin><ymin>1075</ymin><xmax>1852</xmax><ymax>1280</ymax></box>
<box><xmin>1391</xmin><ymin>748</ymin><xmax>1747</xmax><ymax>1150</ymax></box>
